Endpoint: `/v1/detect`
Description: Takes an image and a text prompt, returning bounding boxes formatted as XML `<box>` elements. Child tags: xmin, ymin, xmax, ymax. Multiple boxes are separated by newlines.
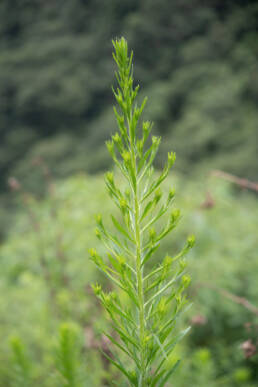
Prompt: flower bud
<box><xmin>89</xmin><ymin>248</ymin><xmax>104</xmax><ymax>267</ymax></box>
<box><xmin>149</xmin><ymin>227</ymin><xmax>156</xmax><ymax>241</ymax></box>
<box><xmin>152</xmin><ymin>136</ymin><xmax>161</xmax><ymax>148</ymax></box>
<box><xmin>119</xmin><ymin>198</ymin><xmax>127</xmax><ymax>213</ymax></box>
<box><xmin>122</xmin><ymin>151</ymin><xmax>131</xmax><ymax>164</ymax></box>
<box><xmin>163</xmin><ymin>255</ymin><xmax>173</xmax><ymax>268</ymax></box>
<box><xmin>182</xmin><ymin>274</ymin><xmax>191</xmax><ymax>288</ymax></box>
<box><xmin>179</xmin><ymin>258</ymin><xmax>187</xmax><ymax>270</ymax></box>
<box><xmin>89</xmin><ymin>248</ymin><xmax>97</xmax><ymax>259</ymax></box>
<box><xmin>112</xmin><ymin>133</ymin><xmax>123</xmax><ymax>149</ymax></box>
<box><xmin>112</xmin><ymin>132</ymin><xmax>120</xmax><ymax>143</ymax></box>
<box><xmin>95</xmin><ymin>228</ymin><xmax>101</xmax><ymax>239</ymax></box>
<box><xmin>129</xmin><ymin>371</ymin><xmax>137</xmax><ymax>384</ymax></box>
<box><xmin>103</xmin><ymin>292</ymin><xmax>112</xmax><ymax>306</ymax></box>
<box><xmin>171</xmin><ymin>209</ymin><xmax>180</xmax><ymax>223</ymax></box>
<box><xmin>168</xmin><ymin>151</ymin><xmax>176</xmax><ymax>167</ymax></box>
<box><xmin>125</xmin><ymin>188</ymin><xmax>131</xmax><ymax>200</ymax></box>
<box><xmin>92</xmin><ymin>283</ymin><xmax>102</xmax><ymax>296</ymax></box>
<box><xmin>143</xmin><ymin>121</ymin><xmax>151</xmax><ymax>133</ymax></box>
<box><xmin>106</xmin><ymin>171</ymin><xmax>114</xmax><ymax>185</ymax></box>
<box><xmin>117</xmin><ymin>255</ymin><xmax>126</xmax><ymax>268</ymax></box>
<box><xmin>116</xmin><ymin>94</ymin><xmax>123</xmax><ymax>105</ymax></box>
<box><xmin>96</xmin><ymin>214</ymin><xmax>102</xmax><ymax>225</ymax></box>
<box><xmin>106</xmin><ymin>140</ymin><xmax>114</xmax><ymax>155</ymax></box>
<box><xmin>158</xmin><ymin>297</ymin><xmax>167</xmax><ymax>314</ymax></box>
<box><xmin>143</xmin><ymin>334</ymin><xmax>151</xmax><ymax>346</ymax></box>
<box><xmin>154</xmin><ymin>189</ymin><xmax>162</xmax><ymax>203</ymax></box>
<box><xmin>187</xmin><ymin>235</ymin><xmax>195</xmax><ymax>248</ymax></box>
<box><xmin>168</xmin><ymin>188</ymin><xmax>175</xmax><ymax>201</ymax></box>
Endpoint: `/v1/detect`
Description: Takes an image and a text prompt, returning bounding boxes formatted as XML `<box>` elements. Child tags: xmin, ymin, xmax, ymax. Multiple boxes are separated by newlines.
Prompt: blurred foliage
<box><xmin>0</xmin><ymin>0</ymin><xmax>257</xmax><ymax>197</ymax></box>
<box><xmin>0</xmin><ymin>172</ymin><xmax>257</xmax><ymax>385</ymax></box>
<box><xmin>0</xmin><ymin>1</ymin><xmax>257</xmax><ymax>384</ymax></box>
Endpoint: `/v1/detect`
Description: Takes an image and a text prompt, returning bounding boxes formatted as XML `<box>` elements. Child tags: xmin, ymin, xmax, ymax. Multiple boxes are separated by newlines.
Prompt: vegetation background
<box><xmin>0</xmin><ymin>0</ymin><xmax>257</xmax><ymax>385</ymax></box>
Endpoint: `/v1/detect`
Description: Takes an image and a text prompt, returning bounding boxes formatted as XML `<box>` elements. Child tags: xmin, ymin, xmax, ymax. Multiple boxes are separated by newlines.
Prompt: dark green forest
<box><xmin>1</xmin><ymin>0</ymin><xmax>257</xmax><ymax>192</ymax></box>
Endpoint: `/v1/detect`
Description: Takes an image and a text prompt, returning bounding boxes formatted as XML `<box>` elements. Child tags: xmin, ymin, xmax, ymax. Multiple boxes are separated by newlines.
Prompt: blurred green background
<box><xmin>0</xmin><ymin>0</ymin><xmax>258</xmax><ymax>385</ymax></box>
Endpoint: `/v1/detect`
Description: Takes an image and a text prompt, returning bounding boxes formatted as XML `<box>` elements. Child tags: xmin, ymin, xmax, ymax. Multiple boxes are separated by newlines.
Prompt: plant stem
<box><xmin>131</xmin><ymin>136</ymin><xmax>146</xmax><ymax>386</ymax></box>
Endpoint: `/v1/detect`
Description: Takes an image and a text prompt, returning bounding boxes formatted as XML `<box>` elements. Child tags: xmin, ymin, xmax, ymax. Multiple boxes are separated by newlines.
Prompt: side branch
<box><xmin>212</xmin><ymin>170</ymin><xmax>258</xmax><ymax>193</ymax></box>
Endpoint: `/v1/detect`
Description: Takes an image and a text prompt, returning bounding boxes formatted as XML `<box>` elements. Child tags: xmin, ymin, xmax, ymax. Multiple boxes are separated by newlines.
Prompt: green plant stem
<box><xmin>131</xmin><ymin>136</ymin><xmax>146</xmax><ymax>386</ymax></box>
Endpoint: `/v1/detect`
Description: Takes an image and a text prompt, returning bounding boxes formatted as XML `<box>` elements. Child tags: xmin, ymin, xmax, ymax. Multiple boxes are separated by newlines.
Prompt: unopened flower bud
<box><xmin>92</xmin><ymin>283</ymin><xmax>102</xmax><ymax>296</ymax></box>
<box><xmin>118</xmin><ymin>255</ymin><xmax>126</xmax><ymax>268</ymax></box>
<box><xmin>106</xmin><ymin>171</ymin><xmax>114</xmax><ymax>185</ymax></box>
<box><xmin>168</xmin><ymin>188</ymin><xmax>175</xmax><ymax>201</ymax></box>
<box><xmin>119</xmin><ymin>198</ymin><xmax>127</xmax><ymax>213</ymax></box>
<box><xmin>152</xmin><ymin>136</ymin><xmax>161</xmax><ymax>148</ymax></box>
<box><xmin>182</xmin><ymin>274</ymin><xmax>191</xmax><ymax>288</ymax></box>
<box><xmin>143</xmin><ymin>121</ymin><xmax>150</xmax><ymax>133</ymax></box>
<box><xmin>106</xmin><ymin>140</ymin><xmax>114</xmax><ymax>154</ymax></box>
<box><xmin>89</xmin><ymin>248</ymin><xmax>97</xmax><ymax>258</ymax></box>
<box><xmin>171</xmin><ymin>209</ymin><xmax>180</xmax><ymax>223</ymax></box>
<box><xmin>112</xmin><ymin>132</ymin><xmax>121</xmax><ymax>144</ymax></box>
<box><xmin>168</xmin><ymin>151</ymin><xmax>176</xmax><ymax>167</ymax></box>
<box><xmin>179</xmin><ymin>258</ymin><xmax>187</xmax><ymax>270</ymax></box>
<box><xmin>149</xmin><ymin>228</ymin><xmax>156</xmax><ymax>241</ymax></box>
<box><xmin>154</xmin><ymin>189</ymin><xmax>162</xmax><ymax>203</ymax></box>
<box><xmin>137</xmin><ymin>139</ymin><xmax>143</xmax><ymax>155</ymax></box>
<box><xmin>96</xmin><ymin>214</ymin><xmax>102</xmax><ymax>225</ymax></box>
<box><xmin>122</xmin><ymin>151</ymin><xmax>131</xmax><ymax>164</ymax></box>
<box><xmin>95</xmin><ymin>228</ymin><xmax>101</xmax><ymax>239</ymax></box>
<box><xmin>117</xmin><ymin>94</ymin><xmax>123</xmax><ymax>105</ymax></box>
<box><xmin>187</xmin><ymin>235</ymin><xmax>195</xmax><ymax>248</ymax></box>
<box><xmin>158</xmin><ymin>297</ymin><xmax>167</xmax><ymax>314</ymax></box>
<box><xmin>163</xmin><ymin>255</ymin><xmax>173</xmax><ymax>269</ymax></box>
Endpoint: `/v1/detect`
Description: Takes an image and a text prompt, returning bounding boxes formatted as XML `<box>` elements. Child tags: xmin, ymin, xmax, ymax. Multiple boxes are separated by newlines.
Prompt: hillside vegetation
<box><xmin>0</xmin><ymin>173</ymin><xmax>257</xmax><ymax>385</ymax></box>
<box><xmin>0</xmin><ymin>0</ymin><xmax>257</xmax><ymax>195</ymax></box>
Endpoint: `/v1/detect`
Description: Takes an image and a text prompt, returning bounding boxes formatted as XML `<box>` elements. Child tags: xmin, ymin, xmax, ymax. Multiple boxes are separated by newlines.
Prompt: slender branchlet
<box><xmin>90</xmin><ymin>37</ymin><xmax>195</xmax><ymax>387</ymax></box>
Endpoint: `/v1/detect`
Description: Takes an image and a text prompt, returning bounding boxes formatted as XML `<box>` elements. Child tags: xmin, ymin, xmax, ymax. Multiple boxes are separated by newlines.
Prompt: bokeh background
<box><xmin>0</xmin><ymin>1</ymin><xmax>258</xmax><ymax>386</ymax></box>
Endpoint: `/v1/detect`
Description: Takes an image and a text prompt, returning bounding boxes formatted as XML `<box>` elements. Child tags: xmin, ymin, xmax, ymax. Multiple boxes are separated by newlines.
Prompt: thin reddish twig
<box><xmin>212</xmin><ymin>170</ymin><xmax>258</xmax><ymax>193</ymax></box>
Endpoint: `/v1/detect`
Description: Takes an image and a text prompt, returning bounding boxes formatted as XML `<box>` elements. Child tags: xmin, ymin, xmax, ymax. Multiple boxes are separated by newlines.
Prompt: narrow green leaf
<box><xmin>101</xmin><ymin>350</ymin><xmax>133</xmax><ymax>383</ymax></box>
<box><xmin>158</xmin><ymin>360</ymin><xmax>181</xmax><ymax>387</ymax></box>
<box><xmin>111</xmin><ymin>215</ymin><xmax>134</xmax><ymax>242</ymax></box>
